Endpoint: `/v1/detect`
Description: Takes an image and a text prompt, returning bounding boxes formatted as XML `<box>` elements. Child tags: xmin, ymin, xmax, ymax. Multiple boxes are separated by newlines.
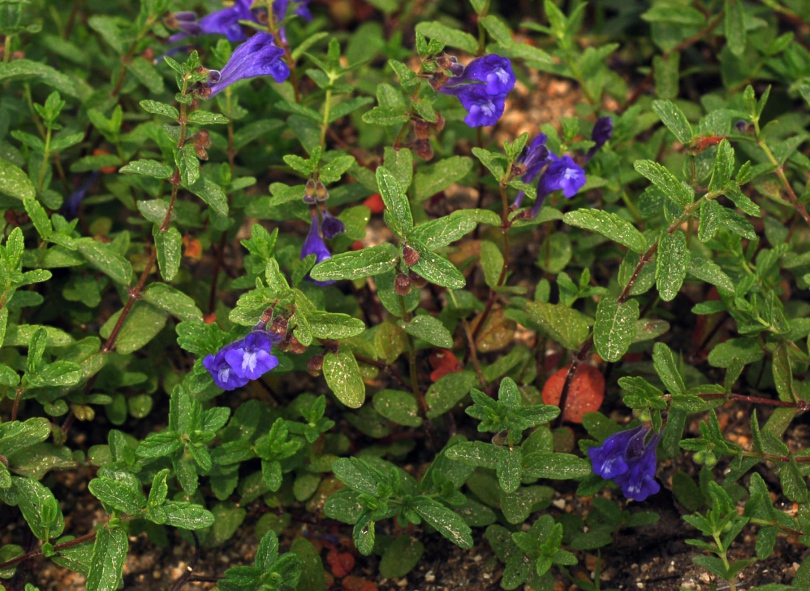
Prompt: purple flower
<box><xmin>168</xmin><ymin>1</ymin><xmax>254</xmax><ymax>43</ymax></box>
<box><xmin>206</xmin><ymin>33</ymin><xmax>290</xmax><ymax>96</ymax></box>
<box><xmin>584</xmin><ymin>116</ymin><xmax>613</xmax><ymax>162</ymax></box>
<box><xmin>591</xmin><ymin>117</ymin><xmax>613</xmax><ymax>148</ymax></box>
<box><xmin>203</xmin><ymin>343</ymin><xmax>250</xmax><ymax>390</ymax></box>
<box><xmin>441</xmin><ymin>84</ymin><xmax>506</xmax><ymax>127</ymax></box>
<box><xmin>512</xmin><ymin>133</ymin><xmax>551</xmax><ymax>209</ymax></box>
<box><xmin>588</xmin><ymin>426</ymin><xmax>661</xmax><ymax>502</ymax></box>
<box><xmin>62</xmin><ymin>171</ymin><xmax>100</xmax><ymax>220</ymax></box>
<box><xmin>320</xmin><ymin>211</ymin><xmax>345</xmax><ymax>240</ymax></box>
<box><xmin>224</xmin><ymin>332</ymin><xmax>279</xmax><ymax>380</ymax></box>
<box><xmin>439</xmin><ymin>54</ymin><xmax>514</xmax><ymax>128</ymax></box>
<box><xmin>445</xmin><ymin>54</ymin><xmax>515</xmax><ymax>97</ymax></box>
<box><xmin>301</xmin><ymin>214</ymin><xmax>335</xmax><ymax>286</ymax></box>
<box><xmin>530</xmin><ymin>154</ymin><xmax>586</xmax><ymax>217</ymax></box>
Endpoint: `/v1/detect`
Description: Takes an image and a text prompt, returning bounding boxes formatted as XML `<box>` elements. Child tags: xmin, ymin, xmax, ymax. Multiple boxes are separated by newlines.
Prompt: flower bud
<box><xmin>303</xmin><ymin>178</ymin><xmax>317</xmax><ymax>204</ymax></box>
<box><xmin>414</xmin><ymin>119</ymin><xmax>431</xmax><ymax>140</ymax></box>
<box><xmin>432</xmin><ymin>113</ymin><xmax>445</xmax><ymax>132</ymax></box>
<box><xmin>409</xmin><ymin>271</ymin><xmax>427</xmax><ymax>288</ymax></box>
<box><xmin>314</xmin><ymin>180</ymin><xmax>329</xmax><ymax>202</ymax></box>
<box><xmin>448</xmin><ymin>62</ymin><xmax>465</xmax><ymax>77</ymax></box>
<box><xmin>414</xmin><ymin>138</ymin><xmax>433</xmax><ymax>161</ymax></box>
<box><xmin>402</xmin><ymin>244</ymin><xmax>420</xmax><ymax>266</ymax></box>
<box><xmin>288</xmin><ymin>336</ymin><xmax>307</xmax><ymax>354</ymax></box>
<box><xmin>428</xmin><ymin>72</ymin><xmax>448</xmax><ymax>91</ymax></box>
<box><xmin>270</xmin><ymin>315</ymin><xmax>289</xmax><ymax>338</ymax></box>
<box><xmin>193</xmin><ymin>129</ymin><xmax>211</xmax><ymax>160</ymax></box>
<box><xmin>307</xmin><ymin>354</ymin><xmax>324</xmax><ymax>375</ymax></box>
<box><xmin>394</xmin><ymin>273</ymin><xmax>412</xmax><ymax>296</ymax></box>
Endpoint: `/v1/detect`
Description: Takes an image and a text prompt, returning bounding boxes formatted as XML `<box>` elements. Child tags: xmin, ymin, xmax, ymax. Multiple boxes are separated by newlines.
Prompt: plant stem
<box><xmin>110</xmin><ymin>16</ymin><xmax>158</xmax><ymax>98</ymax></box>
<box><xmin>470</xmin><ymin>169</ymin><xmax>512</xmax><ymax>346</ymax></box>
<box><xmin>3</xmin><ymin>35</ymin><xmax>11</xmax><ymax>63</ymax></box>
<box><xmin>755</xmin><ymin>134</ymin><xmax>810</xmax><ymax>228</ymax></box>
<box><xmin>36</xmin><ymin>127</ymin><xmax>52</xmax><ymax>195</ymax></box>
<box><xmin>399</xmin><ymin>296</ymin><xmax>437</xmax><ymax>451</ymax></box>
<box><xmin>320</xmin><ymin>88</ymin><xmax>332</xmax><ymax>148</ymax></box>
<box><xmin>265</xmin><ymin>0</ymin><xmax>301</xmax><ymax>103</ymax></box>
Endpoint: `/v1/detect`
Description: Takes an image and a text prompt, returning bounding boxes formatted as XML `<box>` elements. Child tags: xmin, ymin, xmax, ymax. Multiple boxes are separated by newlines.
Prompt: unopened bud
<box><xmin>402</xmin><ymin>244</ymin><xmax>420</xmax><ymax>266</ymax></box>
<box><xmin>414</xmin><ymin>119</ymin><xmax>431</xmax><ymax>140</ymax></box>
<box><xmin>307</xmin><ymin>354</ymin><xmax>324</xmax><ymax>375</ymax></box>
<box><xmin>314</xmin><ymin>180</ymin><xmax>329</xmax><ymax>202</ymax></box>
<box><xmin>435</xmin><ymin>54</ymin><xmax>452</xmax><ymax>69</ymax></box>
<box><xmin>448</xmin><ymin>62</ymin><xmax>464</xmax><ymax>77</ymax></box>
<box><xmin>303</xmin><ymin>178</ymin><xmax>317</xmax><ymax>204</ymax></box>
<box><xmin>193</xmin><ymin>129</ymin><xmax>211</xmax><ymax>160</ymax></box>
<box><xmin>428</xmin><ymin>72</ymin><xmax>448</xmax><ymax>91</ymax></box>
<box><xmin>270</xmin><ymin>315</ymin><xmax>289</xmax><ymax>338</ymax></box>
<box><xmin>409</xmin><ymin>271</ymin><xmax>427</xmax><ymax>288</ymax></box>
<box><xmin>413</xmin><ymin>138</ymin><xmax>433</xmax><ymax>161</ymax></box>
<box><xmin>394</xmin><ymin>273</ymin><xmax>412</xmax><ymax>296</ymax></box>
<box><xmin>288</xmin><ymin>336</ymin><xmax>307</xmax><ymax>355</ymax></box>
<box><xmin>432</xmin><ymin>113</ymin><xmax>445</xmax><ymax>132</ymax></box>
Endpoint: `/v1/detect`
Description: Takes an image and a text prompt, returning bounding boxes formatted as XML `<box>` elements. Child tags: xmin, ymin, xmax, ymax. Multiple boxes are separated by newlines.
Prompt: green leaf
<box><xmin>0</xmin><ymin>158</ymin><xmax>35</xmax><ymax>200</ymax></box>
<box><xmin>125</xmin><ymin>57</ymin><xmax>164</xmax><ymax>94</ymax></box>
<box><xmin>655</xmin><ymin>230</ymin><xmax>689</xmax><ymax>301</ymax></box>
<box><xmin>409</xmin><ymin>212</ymin><xmax>477</xmax><ymax>249</ymax></box>
<box><xmin>445</xmin><ymin>441</ymin><xmax>501</xmax><ymax>470</ymax></box>
<box><xmin>426</xmin><ymin>371</ymin><xmax>477</xmax><ymax>418</ymax></box>
<box><xmin>633</xmin><ymin>160</ymin><xmax>694</xmax><ymax>208</ymax></box>
<box><xmin>481</xmin><ymin>15</ymin><xmax>513</xmax><ymax>47</ymax></box>
<box><xmin>162</xmin><ymin>501</ymin><xmax>216</xmax><ymax>529</ymax></box>
<box><xmin>563</xmin><ymin>209</ymin><xmax>647</xmax><ymax>254</ymax></box>
<box><xmin>480</xmin><ymin>241</ymin><xmax>504</xmax><ymax>288</ymax></box>
<box><xmin>153</xmin><ymin>226</ymin><xmax>182</xmax><ymax>282</ymax></box>
<box><xmin>372</xmin><ymin>390</ymin><xmax>422</xmax><ymax>427</ymax></box>
<box><xmin>411</xmin><ymin>497</ymin><xmax>473</xmax><ymax>549</ymax></box>
<box><xmin>187</xmin><ymin>110</ymin><xmax>229</xmax><ymax>125</ymax></box>
<box><xmin>413</xmin><ymin>156</ymin><xmax>474</xmax><ymax>202</ymax></box>
<box><xmin>139</xmin><ymin>100</ymin><xmax>179</xmax><ymax>119</ymax></box>
<box><xmin>24</xmin><ymin>196</ymin><xmax>52</xmax><ymax>240</ymax></box>
<box><xmin>522</xmin><ymin>452</ymin><xmax>592</xmax><ymax>479</ymax></box>
<box><xmin>0</xmin><ymin>59</ymin><xmax>88</xmax><ymax>100</ymax></box>
<box><xmin>524</xmin><ymin>301</ymin><xmax>590</xmax><ymax>350</ymax></box>
<box><xmin>651</xmin><ymin>99</ymin><xmax>693</xmax><ymax>144</ymax></box>
<box><xmin>594</xmin><ymin>296</ymin><xmax>639</xmax><ymax>362</ymax></box>
<box><xmin>88</xmin><ymin>477</ymin><xmax>146</xmax><ymax>515</ymax></box>
<box><xmin>323</xmin><ymin>348</ymin><xmax>365</xmax><ymax>408</ymax></box>
<box><xmin>143</xmin><ymin>283</ymin><xmax>203</xmax><ymax>323</ymax></box>
<box><xmin>415</xmin><ymin>22</ymin><xmax>478</xmax><ymax>54</ymax></box>
<box><xmin>708</xmin><ymin>139</ymin><xmax>734</xmax><ymax>193</ymax></box>
<box><xmin>2</xmin><ymin>477</ymin><xmax>65</xmax><ymax>540</ymax></box>
<box><xmin>688</xmin><ymin>256</ymin><xmax>735</xmax><ymax>295</ymax></box>
<box><xmin>85</xmin><ymin>527</ymin><xmax>128</xmax><ymax>591</ymax></box>
<box><xmin>307</xmin><ymin>312</ymin><xmax>365</xmax><ymax>340</ymax></box>
<box><xmin>404</xmin><ymin>315</ymin><xmax>453</xmax><ymax>348</ymax></box>
<box><xmin>75</xmin><ymin>238</ymin><xmax>132</xmax><ymax>285</ymax></box>
<box><xmin>361</xmin><ymin>106</ymin><xmax>409</xmax><ymax>126</ymax></box>
<box><xmin>409</xmin><ymin>239</ymin><xmax>465</xmax><ymax>289</ymax></box>
<box><xmin>377</xmin><ymin>166</ymin><xmax>413</xmax><ymax>236</ymax></box>
<box><xmin>652</xmin><ymin>342</ymin><xmax>685</xmax><ymax>395</ymax></box>
<box><xmin>311</xmin><ymin>244</ymin><xmax>398</xmax><ymax>281</ymax></box>
<box><xmin>187</xmin><ymin>177</ymin><xmax>229</xmax><ymax>218</ymax></box>
<box><xmin>724</xmin><ymin>0</ymin><xmax>746</xmax><ymax>56</ymax></box>
<box><xmin>119</xmin><ymin>159</ymin><xmax>173</xmax><ymax>179</ymax></box>
<box><xmin>332</xmin><ymin>457</ymin><xmax>381</xmax><ymax>495</ymax></box>
<box><xmin>99</xmin><ymin>302</ymin><xmax>168</xmax><ymax>354</ymax></box>
<box><xmin>380</xmin><ymin>534</ymin><xmax>425</xmax><ymax>578</ymax></box>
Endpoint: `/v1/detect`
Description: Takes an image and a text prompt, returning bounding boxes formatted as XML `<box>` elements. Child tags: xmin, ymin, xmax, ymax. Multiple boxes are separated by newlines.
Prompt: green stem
<box><xmin>755</xmin><ymin>129</ymin><xmax>810</xmax><ymax>228</ymax></box>
<box><xmin>320</xmin><ymin>87</ymin><xmax>332</xmax><ymax>148</ymax></box>
<box><xmin>36</xmin><ymin>127</ymin><xmax>52</xmax><ymax>195</ymax></box>
<box><xmin>3</xmin><ymin>35</ymin><xmax>11</xmax><ymax>63</ymax></box>
<box><xmin>398</xmin><ymin>296</ymin><xmax>436</xmax><ymax>451</ymax></box>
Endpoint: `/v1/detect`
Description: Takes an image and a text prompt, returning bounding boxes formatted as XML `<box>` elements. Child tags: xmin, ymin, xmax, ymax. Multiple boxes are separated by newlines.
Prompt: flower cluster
<box><xmin>588</xmin><ymin>426</ymin><xmax>661</xmax><ymax>502</ymax></box>
<box><xmin>203</xmin><ymin>331</ymin><xmax>280</xmax><ymax>391</ymax></box>
<box><xmin>205</xmin><ymin>32</ymin><xmax>290</xmax><ymax>96</ymax></box>
<box><xmin>439</xmin><ymin>55</ymin><xmax>516</xmax><ymax>127</ymax></box>
<box><xmin>513</xmin><ymin>116</ymin><xmax>613</xmax><ymax>217</ymax></box>
<box><xmin>169</xmin><ymin>0</ymin><xmax>311</xmax><ymax>44</ymax></box>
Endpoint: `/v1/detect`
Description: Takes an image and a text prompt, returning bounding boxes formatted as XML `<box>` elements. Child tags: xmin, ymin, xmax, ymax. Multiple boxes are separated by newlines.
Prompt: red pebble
<box><xmin>363</xmin><ymin>193</ymin><xmax>384</xmax><ymax>214</ymax></box>
<box><xmin>542</xmin><ymin>364</ymin><xmax>605</xmax><ymax>424</ymax></box>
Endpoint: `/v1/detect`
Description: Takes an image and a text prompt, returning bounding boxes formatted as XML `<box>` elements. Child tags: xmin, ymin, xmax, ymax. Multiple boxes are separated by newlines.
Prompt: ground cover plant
<box><xmin>1</xmin><ymin>0</ymin><xmax>810</xmax><ymax>589</ymax></box>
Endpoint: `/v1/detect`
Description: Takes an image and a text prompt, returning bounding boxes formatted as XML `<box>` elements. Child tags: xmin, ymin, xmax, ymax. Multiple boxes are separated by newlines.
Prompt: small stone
<box><xmin>552</xmin><ymin>499</ymin><xmax>566</xmax><ymax>510</ymax></box>
<box><xmin>424</xmin><ymin>571</ymin><xmax>435</xmax><ymax>582</ymax></box>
